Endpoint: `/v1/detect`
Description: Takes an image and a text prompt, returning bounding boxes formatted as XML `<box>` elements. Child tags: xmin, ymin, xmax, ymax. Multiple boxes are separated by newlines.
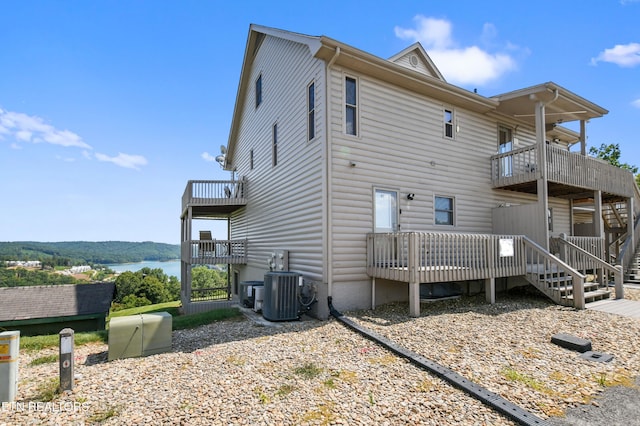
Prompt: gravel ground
<box><xmin>1</xmin><ymin>288</ymin><xmax>639</xmax><ymax>426</ymax></box>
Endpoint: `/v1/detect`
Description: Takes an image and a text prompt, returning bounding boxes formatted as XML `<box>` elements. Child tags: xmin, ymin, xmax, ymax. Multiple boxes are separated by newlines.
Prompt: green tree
<box><xmin>135</xmin><ymin>275</ymin><xmax>171</xmax><ymax>305</ymax></box>
<box><xmin>114</xmin><ymin>271</ymin><xmax>142</xmax><ymax>303</ymax></box>
<box><xmin>191</xmin><ymin>267</ymin><xmax>226</xmax><ymax>290</ymax></box>
<box><xmin>589</xmin><ymin>143</ymin><xmax>638</xmax><ymax>173</ymax></box>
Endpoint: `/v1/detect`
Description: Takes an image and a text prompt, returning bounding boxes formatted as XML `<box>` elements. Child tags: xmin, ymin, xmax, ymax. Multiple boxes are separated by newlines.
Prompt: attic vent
<box><xmin>409</xmin><ymin>55</ymin><xmax>419</xmax><ymax>67</ymax></box>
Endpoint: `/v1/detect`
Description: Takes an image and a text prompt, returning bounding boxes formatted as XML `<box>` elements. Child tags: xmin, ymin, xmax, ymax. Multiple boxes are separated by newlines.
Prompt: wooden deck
<box><xmin>586</xmin><ymin>288</ymin><xmax>640</xmax><ymax>319</ymax></box>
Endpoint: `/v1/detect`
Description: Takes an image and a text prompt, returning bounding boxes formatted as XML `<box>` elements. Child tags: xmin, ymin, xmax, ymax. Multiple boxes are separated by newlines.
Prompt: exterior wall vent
<box><xmin>262</xmin><ymin>271</ymin><xmax>300</xmax><ymax>321</ymax></box>
<box><xmin>409</xmin><ymin>55</ymin><xmax>419</xmax><ymax>67</ymax></box>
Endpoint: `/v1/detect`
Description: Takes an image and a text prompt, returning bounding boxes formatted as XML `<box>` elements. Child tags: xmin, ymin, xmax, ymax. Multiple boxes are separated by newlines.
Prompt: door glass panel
<box><xmin>499</xmin><ymin>126</ymin><xmax>513</xmax><ymax>177</ymax></box>
<box><xmin>375</xmin><ymin>189</ymin><xmax>398</xmax><ymax>232</ymax></box>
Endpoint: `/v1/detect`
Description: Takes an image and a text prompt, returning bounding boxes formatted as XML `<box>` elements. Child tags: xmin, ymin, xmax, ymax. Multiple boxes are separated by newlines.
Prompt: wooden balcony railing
<box><xmin>491</xmin><ymin>143</ymin><xmax>636</xmax><ymax>198</ymax></box>
<box><xmin>181</xmin><ymin>239</ymin><xmax>247</xmax><ymax>265</ymax></box>
<box><xmin>182</xmin><ymin>179</ymin><xmax>247</xmax><ymax>212</ymax></box>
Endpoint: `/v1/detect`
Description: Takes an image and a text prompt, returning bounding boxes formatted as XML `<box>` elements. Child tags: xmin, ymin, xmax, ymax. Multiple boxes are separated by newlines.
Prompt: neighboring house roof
<box><xmin>0</xmin><ymin>282</ymin><xmax>115</xmax><ymax>322</ymax></box>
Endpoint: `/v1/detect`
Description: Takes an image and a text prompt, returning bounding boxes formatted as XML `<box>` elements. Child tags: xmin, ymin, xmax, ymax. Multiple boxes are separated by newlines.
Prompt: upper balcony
<box><xmin>181</xmin><ymin>179</ymin><xmax>247</xmax><ymax>218</ymax></box>
<box><xmin>490</xmin><ymin>142</ymin><xmax>636</xmax><ymax>201</ymax></box>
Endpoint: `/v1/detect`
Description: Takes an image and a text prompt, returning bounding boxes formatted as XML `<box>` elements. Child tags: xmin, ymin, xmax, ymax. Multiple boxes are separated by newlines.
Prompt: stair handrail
<box><xmin>522</xmin><ymin>236</ymin><xmax>586</xmax><ymax>309</ymax></box>
<box><xmin>554</xmin><ymin>234</ymin><xmax>623</xmax><ymax>299</ymax></box>
<box><xmin>617</xmin><ymin>209</ymin><xmax>640</xmax><ymax>276</ymax></box>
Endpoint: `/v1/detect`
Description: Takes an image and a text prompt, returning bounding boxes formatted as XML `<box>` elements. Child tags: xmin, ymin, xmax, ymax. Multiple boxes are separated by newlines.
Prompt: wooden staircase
<box><xmin>525</xmin><ymin>264</ymin><xmax>611</xmax><ymax>307</ymax></box>
<box><xmin>625</xmin><ymin>243</ymin><xmax>640</xmax><ymax>283</ymax></box>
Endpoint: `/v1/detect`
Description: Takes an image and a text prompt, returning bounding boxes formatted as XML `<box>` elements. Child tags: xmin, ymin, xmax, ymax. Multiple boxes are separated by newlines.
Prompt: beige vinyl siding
<box><xmin>392</xmin><ymin>53</ymin><xmax>435</xmax><ymax>77</ymax></box>
<box><xmin>229</xmin><ymin>35</ymin><xmax>326</xmax><ymax>293</ymax></box>
<box><xmin>327</xmin><ymin>65</ymin><xmax>571</xmax><ymax>311</ymax></box>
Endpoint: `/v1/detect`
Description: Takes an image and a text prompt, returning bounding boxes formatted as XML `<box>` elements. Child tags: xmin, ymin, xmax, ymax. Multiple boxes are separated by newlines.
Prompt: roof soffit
<box><xmin>491</xmin><ymin>82</ymin><xmax>608</xmax><ymax>127</ymax></box>
<box><xmin>316</xmin><ymin>36</ymin><xmax>497</xmax><ymax>113</ymax></box>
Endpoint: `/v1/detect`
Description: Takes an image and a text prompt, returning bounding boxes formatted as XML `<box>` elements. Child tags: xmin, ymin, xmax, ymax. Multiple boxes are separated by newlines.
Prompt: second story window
<box><xmin>272</xmin><ymin>123</ymin><xmax>278</xmax><ymax>167</ymax></box>
<box><xmin>255</xmin><ymin>74</ymin><xmax>263</xmax><ymax>108</ymax></box>
<box><xmin>444</xmin><ymin>108</ymin><xmax>454</xmax><ymax>139</ymax></box>
<box><xmin>345</xmin><ymin>76</ymin><xmax>357</xmax><ymax>136</ymax></box>
<box><xmin>308</xmin><ymin>81</ymin><xmax>315</xmax><ymax>141</ymax></box>
<box><xmin>250</xmin><ymin>149</ymin><xmax>254</xmax><ymax>170</ymax></box>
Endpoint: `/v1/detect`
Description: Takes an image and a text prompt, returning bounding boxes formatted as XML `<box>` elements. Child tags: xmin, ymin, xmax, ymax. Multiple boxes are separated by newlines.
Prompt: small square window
<box><xmin>435</xmin><ymin>196</ymin><xmax>454</xmax><ymax>226</ymax></box>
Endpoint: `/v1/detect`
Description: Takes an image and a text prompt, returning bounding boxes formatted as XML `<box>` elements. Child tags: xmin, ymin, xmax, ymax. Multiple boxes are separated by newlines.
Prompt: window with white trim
<box><xmin>272</xmin><ymin>123</ymin><xmax>278</xmax><ymax>167</ymax></box>
<box><xmin>345</xmin><ymin>76</ymin><xmax>357</xmax><ymax>136</ymax></box>
<box><xmin>444</xmin><ymin>108</ymin><xmax>455</xmax><ymax>139</ymax></box>
<box><xmin>308</xmin><ymin>81</ymin><xmax>315</xmax><ymax>141</ymax></box>
<box><xmin>435</xmin><ymin>196</ymin><xmax>454</xmax><ymax>226</ymax></box>
<box><xmin>255</xmin><ymin>74</ymin><xmax>263</xmax><ymax>108</ymax></box>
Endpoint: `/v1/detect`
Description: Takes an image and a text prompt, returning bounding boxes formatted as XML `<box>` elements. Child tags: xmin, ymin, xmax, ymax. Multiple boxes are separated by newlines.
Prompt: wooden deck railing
<box><xmin>617</xmin><ymin>184</ymin><xmax>640</xmax><ymax>270</ymax></box>
<box><xmin>367</xmin><ymin>232</ymin><xmax>587</xmax><ymax>308</ymax></box>
<box><xmin>551</xmin><ymin>236</ymin><xmax>623</xmax><ymax>300</ymax></box>
<box><xmin>550</xmin><ymin>236</ymin><xmax>603</xmax><ymax>259</ymax></box>
<box><xmin>491</xmin><ymin>143</ymin><xmax>636</xmax><ymax>198</ymax></box>
<box><xmin>182</xmin><ymin>179</ymin><xmax>246</xmax><ymax>211</ymax></box>
<box><xmin>181</xmin><ymin>239</ymin><xmax>247</xmax><ymax>265</ymax></box>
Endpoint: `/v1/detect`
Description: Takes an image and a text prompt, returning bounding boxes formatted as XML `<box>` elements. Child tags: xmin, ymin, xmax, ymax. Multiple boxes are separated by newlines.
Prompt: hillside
<box><xmin>0</xmin><ymin>241</ymin><xmax>180</xmax><ymax>265</ymax></box>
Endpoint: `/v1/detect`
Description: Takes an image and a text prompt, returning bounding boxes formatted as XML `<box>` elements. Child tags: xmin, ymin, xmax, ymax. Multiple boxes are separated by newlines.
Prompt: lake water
<box><xmin>107</xmin><ymin>260</ymin><xmax>181</xmax><ymax>280</ymax></box>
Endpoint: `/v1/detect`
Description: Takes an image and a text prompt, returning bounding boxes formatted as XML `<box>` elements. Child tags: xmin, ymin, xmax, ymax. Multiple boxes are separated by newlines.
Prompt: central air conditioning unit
<box><xmin>262</xmin><ymin>271</ymin><xmax>300</xmax><ymax>321</ymax></box>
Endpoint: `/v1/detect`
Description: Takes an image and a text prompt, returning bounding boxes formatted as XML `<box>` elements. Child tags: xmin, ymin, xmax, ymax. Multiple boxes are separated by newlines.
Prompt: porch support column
<box><xmin>629</xmin><ymin>196</ymin><xmax>635</xmax><ymax>254</ymax></box>
<box><xmin>535</xmin><ymin>100</ymin><xmax>550</xmax><ymax>249</ymax></box>
<box><xmin>580</xmin><ymin>120</ymin><xmax>587</xmax><ymax>156</ymax></box>
<box><xmin>569</xmin><ymin>199</ymin><xmax>575</xmax><ymax>236</ymax></box>
<box><xmin>485</xmin><ymin>278</ymin><xmax>495</xmax><ymax>304</ymax></box>
<box><xmin>593</xmin><ymin>190</ymin><xmax>604</xmax><ymax>238</ymax></box>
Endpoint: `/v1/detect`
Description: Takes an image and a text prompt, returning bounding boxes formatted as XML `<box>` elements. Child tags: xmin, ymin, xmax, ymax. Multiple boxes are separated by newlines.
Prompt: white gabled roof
<box><xmin>388</xmin><ymin>42</ymin><xmax>446</xmax><ymax>82</ymax></box>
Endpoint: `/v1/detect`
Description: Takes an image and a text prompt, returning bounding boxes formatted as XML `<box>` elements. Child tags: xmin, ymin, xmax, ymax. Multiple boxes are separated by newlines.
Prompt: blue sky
<box><xmin>1</xmin><ymin>0</ymin><xmax>639</xmax><ymax>244</ymax></box>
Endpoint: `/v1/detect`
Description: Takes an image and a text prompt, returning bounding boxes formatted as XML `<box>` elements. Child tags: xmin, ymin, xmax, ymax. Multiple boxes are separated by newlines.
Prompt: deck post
<box><xmin>485</xmin><ymin>278</ymin><xmax>495</xmax><ymax>304</ymax></box>
<box><xmin>409</xmin><ymin>281</ymin><xmax>420</xmax><ymax>317</ymax></box>
<box><xmin>371</xmin><ymin>278</ymin><xmax>376</xmax><ymax>310</ymax></box>
<box><xmin>614</xmin><ymin>265</ymin><xmax>624</xmax><ymax>300</ymax></box>
<box><xmin>408</xmin><ymin>233</ymin><xmax>420</xmax><ymax>317</ymax></box>
<box><xmin>572</xmin><ymin>275</ymin><xmax>585</xmax><ymax>309</ymax></box>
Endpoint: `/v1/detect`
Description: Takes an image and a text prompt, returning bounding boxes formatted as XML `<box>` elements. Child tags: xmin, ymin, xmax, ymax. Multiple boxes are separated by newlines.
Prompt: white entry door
<box><xmin>374</xmin><ymin>189</ymin><xmax>398</xmax><ymax>233</ymax></box>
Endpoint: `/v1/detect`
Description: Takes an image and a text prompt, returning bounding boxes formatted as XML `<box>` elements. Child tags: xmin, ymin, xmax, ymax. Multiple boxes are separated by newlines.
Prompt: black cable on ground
<box><xmin>328</xmin><ymin>297</ymin><xmax>551</xmax><ymax>426</ymax></box>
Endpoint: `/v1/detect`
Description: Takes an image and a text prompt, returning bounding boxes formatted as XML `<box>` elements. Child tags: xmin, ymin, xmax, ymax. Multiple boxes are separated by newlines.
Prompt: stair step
<box><xmin>567</xmin><ymin>289</ymin><xmax>611</xmax><ymax>302</ymax></box>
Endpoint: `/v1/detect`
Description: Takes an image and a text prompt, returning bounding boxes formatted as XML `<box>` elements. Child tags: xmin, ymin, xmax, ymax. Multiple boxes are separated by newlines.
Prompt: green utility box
<box><xmin>108</xmin><ymin>312</ymin><xmax>172</xmax><ymax>361</ymax></box>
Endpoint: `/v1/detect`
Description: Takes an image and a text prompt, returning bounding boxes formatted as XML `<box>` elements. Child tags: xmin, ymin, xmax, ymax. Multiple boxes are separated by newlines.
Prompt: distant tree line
<box><xmin>0</xmin><ymin>241</ymin><xmax>179</xmax><ymax>265</ymax></box>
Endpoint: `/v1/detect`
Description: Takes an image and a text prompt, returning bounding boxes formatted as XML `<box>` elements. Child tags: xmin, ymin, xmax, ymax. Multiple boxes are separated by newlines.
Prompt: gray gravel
<box><xmin>1</xmin><ymin>291</ymin><xmax>639</xmax><ymax>425</ymax></box>
<box><xmin>547</xmin><ymin>376</ymin><xmax>640</xmax><ymax>426</ymax></box>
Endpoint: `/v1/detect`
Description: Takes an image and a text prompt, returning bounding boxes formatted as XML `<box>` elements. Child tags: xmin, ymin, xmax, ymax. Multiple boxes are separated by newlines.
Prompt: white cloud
<box><xmin>394</xmin><ymin>15</ymin><xmax>518</xmax><ymax>86</ymax></box>
<box><xmin>201</xmin><ymin>152</ymin><xmax>216</xmax><ymax>162</ymax></box>
<box><xmin>591</xmin><ymin>43</ymin><xmax>640</xmax><ymax>67</ymax></box>
<box><xmin>632</xmin><ymin>99</ymin><xmax>640</xmax><ymax>108</ymax></box>
<box><xmin>95</xmin><ymin>152</ymin><xmax>148</xmax><ymax>170</ymax></box>
<box><xmin>0</xmin><ymin>108</ymin><xmax>91</xmax><ymax>149</ymax></box>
